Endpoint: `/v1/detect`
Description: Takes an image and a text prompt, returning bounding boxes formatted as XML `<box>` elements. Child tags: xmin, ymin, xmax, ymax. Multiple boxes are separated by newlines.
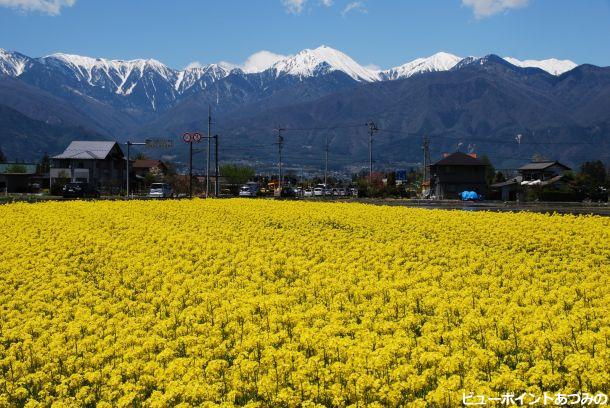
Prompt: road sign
<box><xmin>145</xmin><ymin>138</ymin><xmax>173</xmax><ymax>149</ymax></box>
<box><xmin>183</xmin><ymin>132</ymin><xmax>203</xmax><ymax>143</ymax></box>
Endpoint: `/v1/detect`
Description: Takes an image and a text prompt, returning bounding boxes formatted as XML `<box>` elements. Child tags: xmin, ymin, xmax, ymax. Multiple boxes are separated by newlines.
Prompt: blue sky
<box><xmin>1</xmin><ymin>0</ymin><xmax>609</xmax><ymax>69</ymax></box>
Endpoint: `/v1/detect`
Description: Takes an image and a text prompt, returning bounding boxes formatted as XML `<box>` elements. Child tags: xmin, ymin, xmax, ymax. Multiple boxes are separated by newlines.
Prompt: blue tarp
<box><xmin>461</xmin><ymin>191</ymin><xmax>479</xmax><ymax>201</ymax></box>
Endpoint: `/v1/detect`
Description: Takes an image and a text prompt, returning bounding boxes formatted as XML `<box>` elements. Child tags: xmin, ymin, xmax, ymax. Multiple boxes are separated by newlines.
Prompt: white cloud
<box><xmin>241</xmin><ymin>51</ymin><xmax>287</xmax><ymax>73</ymax></box>
<box><xmin>462</xmin><ymin>0</ymin><xmax>529</xmax><ymax>18</ymax></box>
<box><xmin>341</xmin><ymin>1</ymin><xmax>367</xmax><ymax>16</ymax></box>
<box><xmin>0</xmin><ymin>0</ymin><xmax>75</xmax><ymax>15</ymax></box>
<box><xmin>282</xmin><ymin>0</ymin><xmax>335</xmax><ymax>14</ymax></box>
<box><xmin>365</xmin><ymin>63</ymin><xmax>380</xmax><ymax>71</ymax></box>
<box><xmin>187</xmin><ymin>51</ymin><xmax>288</xmax><ymax>73</ymax></box>
<box><xmin>282</xmin><ymin>0</ymin><xmax>307</xmax><ymax>14</ymax></box>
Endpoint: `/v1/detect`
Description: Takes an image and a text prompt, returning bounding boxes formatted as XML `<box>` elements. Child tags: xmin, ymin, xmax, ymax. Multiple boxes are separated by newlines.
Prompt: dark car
<box><xmin>274</xmin><ymin>186</ymin><xmax>296</xmax><ymax>198</ymax></box>
<box><xmin>62</xmin><ymin>182</ymin><xmax>100</xmax><ymax>199</ymax></box>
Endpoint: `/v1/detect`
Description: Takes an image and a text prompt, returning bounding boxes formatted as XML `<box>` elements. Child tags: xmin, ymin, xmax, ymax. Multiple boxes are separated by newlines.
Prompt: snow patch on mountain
<box><xmin>175</xmin><ymin>63</ymin><xmax>233</xmax><ymax>92</ymax></box>
<box><xmin>381</xmin><ymin>52</ymin><xmax>462</xmax><ymax>80</ymax></box>
<box><xmin>0</xmin><ymin>49</ymin><xmax>30</xmax><ymax>77</ymax></box>
<box><xmin>42</xmin><ymin>53</ymin><xmax>177</xmax><ymax>95</ymax></box>
<box><xmin>503</xmin><ymin>57</ymin><xmax>578</xmax><ymax>75</ymax></box>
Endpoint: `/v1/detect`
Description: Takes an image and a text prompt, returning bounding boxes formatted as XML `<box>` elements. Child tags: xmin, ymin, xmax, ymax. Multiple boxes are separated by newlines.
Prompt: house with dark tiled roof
<box><xmin>518</xmin><ymin>160</ymin><xmax>571</xmax><ymax>182</ymax></box>
<box><xmin>491</xmin><ymin>160</ymin><xmax>572</xmax><ymax>201</ymax></box>
<box><xmin>133</xmin><ymin>159</ymin><xmax>169</xmax><ymax>193</ymax></box>
<box><xmin>429</xmin><ymin>152</ymin><xmax>487</xmax><ymax>199</ymax></box>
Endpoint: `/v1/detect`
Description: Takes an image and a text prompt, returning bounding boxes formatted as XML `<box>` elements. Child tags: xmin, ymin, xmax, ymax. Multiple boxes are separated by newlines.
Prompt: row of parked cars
<box><xmin>238</xmin><ymin>183</ymin><xmax>358</xmax><ymax>198</ymax></box>
<box><xmin>61</xmin><ymin>181</ymin><xmax>357</xmax><ymax>199</ymax></box>
<box><xmin>303</xmin><ymin>185</ymin><xmax>358</xmax><ymax>197</ymax></box>
<box><xmin>61</xmin><ymin>182</ymin><xmax>174</xmax><ymax>199</ymax></box>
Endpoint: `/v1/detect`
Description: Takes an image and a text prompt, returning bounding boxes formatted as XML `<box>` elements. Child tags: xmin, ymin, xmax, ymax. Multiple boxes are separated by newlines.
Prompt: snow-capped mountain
<box><xmin>380</xmin><ymin>52</ymin><xmax>462</xmax><ymax>80</ymax></box>
<box><xmin>0</xmin><ymin>49</ymin><xmax>32</xmax><ymax>77</ymax></box>
<box><xmin>1</xmin><ymin>45</ymin><xmax>608</xmax><ymax>168</ymax></box>
<box><xmin>269</xmin><ymin>45</ymin><xmax>380</xmax><ymax>82</ymax></box>
<box><xmin>174</xmin><ymin>62</ymin><xmax>233</xmax><ymax>93</ymax></box>
<box><xmin>503</xmin><ymin>57</ymin><xmax>578</xmax><ymax>76</ymax></box>
<box><xmin>42</xmin><ymin>53</ymin><xmax>178</xmax><ymax>96</ymax></box>
<box><xmin>0</xmin><ymin>46</ymin><xmax>582</xmax><ymax>94</ymax></box>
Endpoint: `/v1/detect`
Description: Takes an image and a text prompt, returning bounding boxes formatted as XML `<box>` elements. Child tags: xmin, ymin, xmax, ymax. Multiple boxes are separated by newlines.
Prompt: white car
<box><xmin>313</xmin><ymin>187</ymin><xmax>324</xmax><ymax>196</ymax></box>
<box><xmin>304</xmin><ymin>188</ymin><xmax>314</xmax><ymax>197</ymax></box>
<box><xmin>148</xmin><ymin>183</ymin><xmax>173</xmax><ymax>198</ymax></box>
<box><xmin>239</xmin><ymin>185</ymin><xmax>256</xmax><ymax>197</ymax></box>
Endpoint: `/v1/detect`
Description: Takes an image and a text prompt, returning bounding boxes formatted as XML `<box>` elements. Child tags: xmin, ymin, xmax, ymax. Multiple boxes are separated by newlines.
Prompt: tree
<box><xmin>220</xmin><ymin>164</ymin><xmax>254</xmax><ymax>186</ymax></box>
<box><xmin>480</xmin><ymin>155</ymin><xmax>496</xmax><ymax>187</ymax></box>
<box><xmin>5</xmin><ymin>164</ymin><xmax>27</xmax><ymax>173</ymax></box>
<box><xmin>574</xmin><ymin>160</ymin><xmax>608</xmax><ymax>201</ymax></box>
<box><xmin>494</xmin><ymin>171</ymin><xmax>506</xmax><ymax>183</ymax></box>
<box><xmin>386</xmin><ymin>171</ymin><xmax>396</xmax><ymax>188</ymax></box>
<box><xmin>0</xmin><ymin>148</ymin><xmax>6</xmax><ymax>163</ymax></box>
<box><xmin>38</xmin><ymin>153</ymin><xmax>50</xmax><ymax>174</ymax></box>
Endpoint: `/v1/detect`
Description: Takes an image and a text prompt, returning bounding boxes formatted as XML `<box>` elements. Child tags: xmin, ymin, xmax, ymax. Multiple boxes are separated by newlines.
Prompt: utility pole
<box><xmin>206</xmin><ymin>105</ymin><xmax>212</xmax><ymax>197</ymax></box>
<box><xmin>276</xmin><ymin>127</ymin><xmax>285</xmax><ymax>191</ymax></box>
<box><xmin>189</xmin><ymin>139</ymin><xmax>193</xmax><ymax>198</ymax></box>
<box><xmin>324</xmin><ymin>134</ymin><xmax>329</xmax><ymax>186</ymax></box>
<box><xmin>182</xmin><ymin>132</ymin><xmax>202</xmax><ymax>199</ymax></box>
<box><xmin>125</xmin><ymin>141</ymin><xmax>146</xmax><ymax>197</ymax></box>
<box><xmin>126</xmin><ymin>142</ymin><xmax>130</xmax><ymax>196</ymax></box>
<box><xmin>422</xmin><ymin>135</ymin><xmax>431</xmax><ymax>182</ymax></box>
<box><xmin>366</xmin><ymin>121</ymin><xmax>378</xmax><ymax>185</ymax></box>
<box><xmin>214</xmin><ymin>134</ymin><xmax>219</xmax><ymax>197</ymax></box>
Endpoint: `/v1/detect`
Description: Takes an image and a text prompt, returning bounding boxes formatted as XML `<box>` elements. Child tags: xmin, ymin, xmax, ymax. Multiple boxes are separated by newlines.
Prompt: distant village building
<box><xmin>133</xmin><ymin>159</ymin><xmax>168</xmax><ymax>179</ymax></box>
<box><xmin>0</xmin><ymin>163</ymin><xmax>38</xmax><ymax>193</ymax></box>
<box><xmin>491</xmin><ymin>160</ymin><xmax>571</xmax><ymax>201</ymax></box>
<box><xmin>51</xmin><ymin>141</ymin><xmax>125</xmax><ymax>193</ymax></box>
<box><xmin>519</xmin><ymin>161</ymin><xmax>571</xmax><ymax>182</ymax></box>
<box><xmin>133</xmin><ymin>159</ymin><xmax>168</xmax><ymax>193</ymax></box>
<box><xmin>429</xmin><ymin>152</ymin><xmax>487</xmax><ymax>199</ymax></box>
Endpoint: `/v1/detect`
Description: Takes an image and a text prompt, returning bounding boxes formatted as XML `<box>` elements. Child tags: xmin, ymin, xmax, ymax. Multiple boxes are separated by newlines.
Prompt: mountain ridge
<box><xmin>0</xmin><ymin>46</ymin><xmax>608</xmax><ymax>169</ymax></box>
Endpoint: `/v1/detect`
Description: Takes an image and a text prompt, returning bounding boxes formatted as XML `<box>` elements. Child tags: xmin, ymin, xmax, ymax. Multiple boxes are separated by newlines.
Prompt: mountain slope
<box><xmin>209</xmin><ymin>56</ymin><xmax>610</xmax><ymax>169</ymax></box>
<box><xmin>0</xmin><ymin>104</ymin><xmax>104</xmax><ymax>160</ymax></box>
<box><xmin>0</xmin><ymin>47</ymin><xmax>606</xmax><ymax>168</ymax></box>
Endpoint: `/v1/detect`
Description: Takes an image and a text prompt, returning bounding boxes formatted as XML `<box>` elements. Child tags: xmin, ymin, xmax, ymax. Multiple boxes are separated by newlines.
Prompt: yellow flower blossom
<box><xmin>0</xmin><ymin>199</ymin><xmax>608</xmax><ymax>407</ymax></box>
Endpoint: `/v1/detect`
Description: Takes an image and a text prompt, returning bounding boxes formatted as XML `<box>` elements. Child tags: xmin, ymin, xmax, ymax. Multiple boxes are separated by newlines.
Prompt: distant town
<box><xmin>1</xmin><ymin>136</ymin><xmax>607</xmax><ymax>209</ymax></box>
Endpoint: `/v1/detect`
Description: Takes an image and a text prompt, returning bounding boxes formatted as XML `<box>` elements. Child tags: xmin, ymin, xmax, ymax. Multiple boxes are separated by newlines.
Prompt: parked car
<box><xmin>62</xmin><ymin>182</ymin><xmax>100</xmax><ymax>199</ymax></box>
<box><xmin>274</xmin><ymin>186</ymin><xmax>296</xmax><ymax>198</ymax></box>
<box><xmin>148</xmin><ymin>183</ymin><xmax>173</xmax><ymax>198</ymax></box>
<box><xmin>313</xmin><ymin>186</ymin><xmax>324</xmax><ymax>196</ymax></box>
<box><xmin>239</xmin><ymin>184</ymin><xmax>257</xmax><ymax>197</ymax></box>
<box><xmin>218</xmin><ymin>188</ymin><xmax>234</xmax><ymax>198</ymax></box>
<box><xmin>336</xmin><ymin>188</ymin><xmax>347</xmax><ymax>196</ymax></box>
<box><xmin>304</xmin><ymin>188</ymin><xmax>314</xmax><ymax>197</ymax></box>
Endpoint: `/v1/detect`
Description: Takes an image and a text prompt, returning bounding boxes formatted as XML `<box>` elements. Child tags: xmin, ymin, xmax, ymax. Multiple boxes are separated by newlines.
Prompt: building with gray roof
<box><xmin>51</xmin><ymin>141</ymin><xmax>125</xmax><ymax>193</ymax></box>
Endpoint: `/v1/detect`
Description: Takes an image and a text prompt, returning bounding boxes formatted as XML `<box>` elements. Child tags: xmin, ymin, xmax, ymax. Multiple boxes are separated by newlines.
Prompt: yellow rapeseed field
<box><xmin>0</xmin><ymin>199</ymin><xmax>608</xmax><ymax>407</ymax></box>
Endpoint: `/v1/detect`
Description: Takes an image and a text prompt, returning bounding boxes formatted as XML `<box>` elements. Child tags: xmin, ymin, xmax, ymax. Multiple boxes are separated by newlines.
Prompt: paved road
<box><xmin>301</xmin><ymin>198</ymin><xmax>610</xmax><ymax>216</ymax></box>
